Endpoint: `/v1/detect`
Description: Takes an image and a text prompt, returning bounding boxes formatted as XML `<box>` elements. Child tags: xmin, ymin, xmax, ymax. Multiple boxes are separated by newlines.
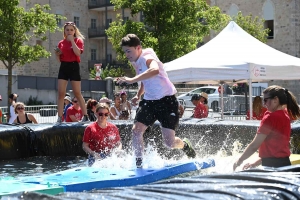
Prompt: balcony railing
<box><xmin>88</xmin><ymin>27</ymin><xmax>107</xmax><ymax>38</ymax></box>
<box><xmin>88</xmin><ymin>0</ymin><xmax>113</xmax><ymax>9</ymax></box>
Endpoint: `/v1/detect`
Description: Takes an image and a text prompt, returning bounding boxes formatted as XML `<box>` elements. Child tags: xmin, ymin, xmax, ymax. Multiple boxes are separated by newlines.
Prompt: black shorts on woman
<box><xmin>134</xmin><ymin>95</ymin><xmax>179</xmax><ymax>130</ymax></box>
<box><xmin>58</xmin><ymin>61</ymin><xmax>81</xmax><ymax>81</ymax></box>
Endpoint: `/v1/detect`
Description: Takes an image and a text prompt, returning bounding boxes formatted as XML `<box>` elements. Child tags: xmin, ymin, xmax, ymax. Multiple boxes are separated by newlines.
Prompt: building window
<box><xmin>91</xmin><ymin>49</ymin><xmax>97</xmax><ymax>60</ymax></box>
<box><xmin>91</xmin><ymin>19</ymin><xmax>96</xmax><ymax>29</ymax></box>
<box><xmin>56</xmin><ymin>14</ymin><xmax>62</xmax><ymax>26</ymax></box>
<box><xmin>36</xmin><ymin>40</ymin><xmax>42</xmax><ymax>46</ymax></box>
<box><xmin>106</xmin><ymin>54</ymin><xmax>112</xmax><ymax>62</ymax></box>
<box><xmin>90</xmin><ymin>0</ymin><xmax>96</xmax><ymax>5</ymax></box>
<box><xmin>228</xmin><ymin>4</ymin><xmax>239</xmax><ymax>17</ymax></box>
<box><xmin>106</xmin><ymin>19</ymin><xmax>112</xmax><ymax>28</ymax></box>
<box><xmin>263</xmin><ymin>0</ymin><xmax>275</xmax><ymax>39</ymax></box>
<box><xmin>264</xmin><ymin>20</ymin><xmax>274</xmax><ymax>39</ymax></box>
<box><xmin>123</xmin><ymin>16</ymin><xmax>129</xmax><ymax>22</ymax></box>
<box><xmin>74</xmin><ymin>16</ymin><xmax>80</xmax><ymax>27</ymax></box>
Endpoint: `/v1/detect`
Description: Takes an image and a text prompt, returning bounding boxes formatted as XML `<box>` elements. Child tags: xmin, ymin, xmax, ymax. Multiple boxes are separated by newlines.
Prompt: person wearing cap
<box><xmin>191</xmin><ymin>94</ymin><xmax>208</xmax><ymax>119</ymax></box>
<box><xmin>0</xmin><ymin>95</ymin><xmax>2</xmax><ymax>123</ymax></box>
<box><xmin>8</xmin><ymin>93</ymin><xmax>18</xmax><ymax>124</ymax></box>
<box><xmin>199</xmin><ymin>92</ymin><xmax>209</xmax><ymax>113</ymax></box>
<box><xmin>120</xmin><ymin>91</ymin><xmax>131</xmax><ymax>119</ymax></box>
<box><xmin>99</xmin><ymin>97</ymin><xmax>112</xmax><ymax>108</ymax></box>
<box><xmin>63</xmin><ymin>96</ymin><xmax>73</xmax><ymax>121</ymax></box>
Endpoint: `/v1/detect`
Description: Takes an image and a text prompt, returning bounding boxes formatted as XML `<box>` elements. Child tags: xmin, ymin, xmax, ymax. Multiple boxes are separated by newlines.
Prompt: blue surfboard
<box><xmin>17</xmin><ymin>159</ymin><xmax>215</xmax><ymax>192</ymax></box>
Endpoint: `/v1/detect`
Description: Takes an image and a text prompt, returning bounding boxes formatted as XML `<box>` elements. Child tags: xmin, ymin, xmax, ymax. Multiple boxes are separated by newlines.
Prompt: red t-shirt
<box><xmin>65</xmin><ymin>106</ymin><xmax>83</xmax><ymax>122</ymax></box>
<box><xmin>58</xmin><ymin>38</ymin><xmax>84</xmax><ymax>63</ymax></box>
<box><xmin>193</xmin><ymin>102</ymin><xmax>208</xmax><ymax>118</ymax></box>
<box><xmin>257</xmin><ymin>110</ymin><xmax>291</xmax><ymax>158</ymax></box>
<box><xmin>246</xmin><ymin>107</ymin><xmax>267</xmax><ymax>120</ymax></box>
<box><xmin>82</xmin><ymin>122</ymin><xmax>121</xmax><ymax>153</ymax></box>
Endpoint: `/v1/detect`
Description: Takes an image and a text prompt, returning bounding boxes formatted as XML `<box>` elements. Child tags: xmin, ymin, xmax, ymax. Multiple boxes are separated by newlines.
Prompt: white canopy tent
<box><xmin>164</xmin><ymin>21</ymin><xmax>300</xmax><ymax>118</ymax></box>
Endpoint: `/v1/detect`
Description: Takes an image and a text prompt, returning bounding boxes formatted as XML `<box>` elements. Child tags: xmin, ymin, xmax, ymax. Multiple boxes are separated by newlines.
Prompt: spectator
<box><xmin>199</xmin><ymin>92</ymin><xmax>209</xmax><ymax>112</ymax></box>
<box><xmin>8</xmin><ymin>93</ymin><xmax>18</xmax><ymax>124</ymax></box>
<box><xmin>120</xmin><ymin>91</ymin><xmax>131</xmax><ymax>119</ymax></box>
<box><xmin>14</xmin><ymin>102</ymin><xmax>38</xmax><ymax>124</ymax></box>
<box><xmin>233</xmin><ymin>85</ymin><xmax>300</xmax><ymax>170</ymax></box>
<box><xmin>55</xmin><ymin>21</ymin><xmax>89</xmax><ymax>123</ymax></box>
<box><xmin>246</xmin><ymin>96</ymin><xmax>267</xmax><ymax>120</ymax></box>
<box><xmin>65</xmin><ymin>97</ymin><xmax>83</xmax><ymax>122</ymax></box>
<box><xmin>82</xmin><ymin>103</ymin><xmax>122</xmax><ymax>166</ymax></box>
<box><xmin>191</xmin><ymin>94</ymin><xmax>208</xmax><ymax>118</ymax></box>
<box><xmin>99</xmin><ymin>97</ymin><xmax>112</xmax><ymax>108</ymax></box>
<box><xmin>63</xmin><ymin>96</ymin><xmax>73</xmax><ymax>121</ymax></box>
<box><xmin>178</xmin><ymin>103</ymin><xmax>185</xmax><ymax>118</ymax></box>
<box><xmin>86</xmin><ymin>99</ymin><xmax>98</xmax><ymax>121</ymax></box>
<box><xmin>110</xmin><ymin>93</ymin><xmax>128</xmax><ymax>120</ymax></box>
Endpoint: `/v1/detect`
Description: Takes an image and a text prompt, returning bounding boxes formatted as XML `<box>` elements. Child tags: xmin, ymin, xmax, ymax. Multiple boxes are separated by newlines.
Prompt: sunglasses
<box><xmin>263</xmin><ymin>97</ymin><xmax>272</xmax><ymax>103</ymax></box>
<box><xmin>65</xmin><ymin>22</ymin><xmax>75</xmax><ymax>26</ymax></box>
<box><xmin>98</xmin><ymin>112</ymin><xmax>109</xmax><ymax>117</ymax></box>
<box><xmin>73</xmin><ymin>100</ymin><xmax>78</xmax><ymax>103</ymax></box>
<box><xmin>17</xmin><ymin>107</ymin><xmax>24</xmax><ymax>110</ymax></box>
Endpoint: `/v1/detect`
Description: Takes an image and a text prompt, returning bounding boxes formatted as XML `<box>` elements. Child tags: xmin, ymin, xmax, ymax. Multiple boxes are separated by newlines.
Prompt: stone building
<box><xmin>211</xmin><ymin>0</ymin><xmax>300</xmax><ymax>97</ymax></box>
<box><xmin>0</xmin><ymin>0</ymin><xmax>299</xmax><ymax>96</ymax></box>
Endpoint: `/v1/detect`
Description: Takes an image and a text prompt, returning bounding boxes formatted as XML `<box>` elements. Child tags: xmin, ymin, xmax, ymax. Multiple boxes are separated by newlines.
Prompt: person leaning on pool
<box><xmin>233</xmin><ymin>85</ymin><xmax>300</xmax><ymax>171</ymax></box>
<box><xmin>82</xmin><ymin>103</ymin><xmax>122</xmax><ymax>166</ymax></box>
<box><xmin>246</xmin><ymin>96</ymin><xmax>267</xmax><ymax>120</ymax></box>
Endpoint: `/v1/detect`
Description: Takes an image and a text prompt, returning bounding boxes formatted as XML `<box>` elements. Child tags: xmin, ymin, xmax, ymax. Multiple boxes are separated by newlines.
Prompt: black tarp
<box><xmin>1</xmin><ymin>119</ymin><xmax>300</xmax><ymax>160</ymax></box>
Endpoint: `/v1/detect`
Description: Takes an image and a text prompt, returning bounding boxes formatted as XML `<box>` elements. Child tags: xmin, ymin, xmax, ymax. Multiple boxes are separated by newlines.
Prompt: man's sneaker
<box><xmin>80</xmin><ymin>115</ymin><xmax>90</xmax><ymax>123</ymax></box>
<box><xmin>56</xmin><ymin>116</ymin><xmax>63</xmax><ymax>124</ymax></box>
<box><xmin>136</xmin><ymin>157</ymin><xmax>143</xmax><ymax>168</ymax></box>
<box><xmin>182</xmin><ymin>138</ymin><xmax>196</xmax><ymax>158</ymax></box>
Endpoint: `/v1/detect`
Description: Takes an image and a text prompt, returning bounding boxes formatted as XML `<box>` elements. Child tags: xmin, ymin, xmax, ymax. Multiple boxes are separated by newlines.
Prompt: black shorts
<box><xmin>58</xmin><ymin>61</ymin><xmax>81</xmax><ymax>81</ymax></box>
<box><xmin>134</xmin><ymin>95</ymin><xmax>179</xmax><ymax>130</ymax></box>
<box><xmin>261</xmin><ymin>157</ymin><xmax>291</xmax><ymax>168</ymax></box>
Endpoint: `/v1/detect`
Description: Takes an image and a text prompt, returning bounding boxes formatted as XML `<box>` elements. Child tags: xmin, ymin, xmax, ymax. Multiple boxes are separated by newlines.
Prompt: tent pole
<box><xmin>248</xmin><ymin>79</ymin><xmax>253</xmax><ymax>120</ymax></box>
<box><xmin>221</xmin><ymin>84</ymin><xmax>224</xmax><ymax>119</ymax></box>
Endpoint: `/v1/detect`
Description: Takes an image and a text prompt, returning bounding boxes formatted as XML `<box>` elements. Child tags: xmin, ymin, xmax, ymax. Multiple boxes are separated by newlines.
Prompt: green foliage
<box><xmin>108</xmin><ymin>0</ymin><xmax>228</xmax><ymax>63</ymax></box>
<box><xmin>0</xmin><ymin>0</ymin><xmax>64</xmax><ymax>112</ymax></box>
<box><xmin>101</xmin><ymin>65</ymin><xmax>125</xmax><ymax>79</ymax></box>
<box><xmin>26</xmin><ymin>96</ymin><xmax>43</xmax><ymax>105</ymax></box>
<box><xmin>89</xmin><ymin>67</ymin><xmax>97</xmax><ymax>79</ymax></box>
<box><xmin>231</xmin><ymin>12</ymin><xmax>270</xmax><ymax>43</ymax></box>
<box><xmin>89</xmin><ymin>64</ymin><xmax>125</xmax><ymax>80</ymax></box>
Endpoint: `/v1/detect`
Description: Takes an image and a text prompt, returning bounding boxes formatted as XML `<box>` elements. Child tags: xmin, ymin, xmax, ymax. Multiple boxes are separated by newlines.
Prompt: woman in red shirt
<box><xmin>234</xmin><ymin>85</ymin><xmax>300</xmax><ymax>170</ymax></box>
<box><xmin>55</xmin><ymin>22</ymin><xmax>89</xmax><ymax>123</ymax></box>
<box><xmin>246</xmin><ymin>96</ymin><xmax>267</xmax><ymax>120</ymax></box>
<box><xmin>82</xmin><ymin>103</ymin><xmax>122</xmax><ymax>166</ymax></box>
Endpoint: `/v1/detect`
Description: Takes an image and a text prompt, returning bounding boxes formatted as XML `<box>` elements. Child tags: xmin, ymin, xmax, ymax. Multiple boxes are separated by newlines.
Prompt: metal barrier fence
<box><xmin>0</xmin><ymin>105</ymin><xmax>247</xmax><ymax>124</ymax></box>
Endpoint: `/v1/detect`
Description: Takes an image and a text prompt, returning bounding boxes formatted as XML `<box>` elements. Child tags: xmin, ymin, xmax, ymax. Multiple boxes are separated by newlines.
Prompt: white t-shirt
<box><xmin>8</xmin><ymin>104</ymin><xmax>17</xmax><ymax>124</ymax></box>
<box><xmin>131</xmin><ymin>48</ymin><xmax>177</xmax><ymax>100</ymax></box>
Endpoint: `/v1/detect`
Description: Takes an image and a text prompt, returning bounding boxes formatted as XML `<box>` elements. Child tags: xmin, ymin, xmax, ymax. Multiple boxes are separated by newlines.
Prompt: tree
<box><xmin>107</xmin><ymin>0</ymin><xmax>228</xmax><ymax>63</ymax></box>
<box><xmin>232</xmin><ymin>12</ymin><xmax>269</xmax><ymax>43</ymax></box>
<box><xmin>0</xmin><ymin>0</ymin><xmax>63</xmax><ymax>113</ymax></box>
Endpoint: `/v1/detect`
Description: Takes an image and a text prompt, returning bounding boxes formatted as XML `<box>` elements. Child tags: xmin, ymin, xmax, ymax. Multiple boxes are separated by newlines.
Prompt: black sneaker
<box><xmin>136</xmin><ymin>157</ymin><xmax>143</xmax><ymax>168</ymax></box>
<box><xmin>80</xmin><ymin>115</ymin><xmax>90</xmax><ymax>123</ymax></box>
<box><xmin>182</xmin><ymin>138</ymin><xmax>196</xmax><ymax>158</ymax></box>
